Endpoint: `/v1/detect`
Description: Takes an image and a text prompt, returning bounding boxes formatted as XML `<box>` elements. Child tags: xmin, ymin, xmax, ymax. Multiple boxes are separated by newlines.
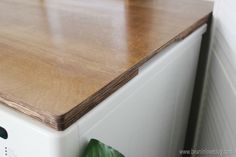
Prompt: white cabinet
<box><xmin>0</xmin><ymin>25</ymin><xmax>206</xmax><ymax>157</ymax></box>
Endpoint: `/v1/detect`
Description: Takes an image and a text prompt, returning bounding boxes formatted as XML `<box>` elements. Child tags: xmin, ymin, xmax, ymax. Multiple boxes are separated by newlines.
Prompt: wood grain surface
<box><xmin>0</xmin><ymin>0</ymin><xmax>213</xmax><ymax>130</ymax></box>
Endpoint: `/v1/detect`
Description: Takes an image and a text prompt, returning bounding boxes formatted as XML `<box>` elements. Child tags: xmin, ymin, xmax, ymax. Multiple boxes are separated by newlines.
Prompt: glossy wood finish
<box><xmin>0</xmin><ymin>0</ymin><xmax>213</xmax><ymax>130</ymax></box>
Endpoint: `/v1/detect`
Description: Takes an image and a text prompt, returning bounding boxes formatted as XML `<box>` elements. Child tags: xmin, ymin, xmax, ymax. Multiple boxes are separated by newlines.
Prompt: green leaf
<box><xmin>82</xmin><ymin>139</ymin><xmax>125</xmax><ymax>157</ymax></box>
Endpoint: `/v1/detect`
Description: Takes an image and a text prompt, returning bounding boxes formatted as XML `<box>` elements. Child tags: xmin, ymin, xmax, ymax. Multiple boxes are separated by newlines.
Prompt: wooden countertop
<box><xmin>0</xmin><ymin>0</ymin><xmax>212</xmax><ymax>130</ymax></box>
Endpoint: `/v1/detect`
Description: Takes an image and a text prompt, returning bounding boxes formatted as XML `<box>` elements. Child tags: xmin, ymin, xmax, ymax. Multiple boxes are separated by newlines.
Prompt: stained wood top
<box><xmin>0</xmin><ymin>0</ymin><xmax>213</xmax><ymax>130</ymax></box>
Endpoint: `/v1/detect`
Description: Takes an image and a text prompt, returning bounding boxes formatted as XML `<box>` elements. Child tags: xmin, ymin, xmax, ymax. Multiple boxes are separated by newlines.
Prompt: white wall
<box><xmin>195</xmin><ymin>0</ymin><xmax>236</xmax><ymax>156</ymax></box>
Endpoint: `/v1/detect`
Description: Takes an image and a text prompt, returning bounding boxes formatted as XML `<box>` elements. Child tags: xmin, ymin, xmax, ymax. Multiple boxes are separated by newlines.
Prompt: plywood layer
<box><xmin>0</xmin><ymin>0</ymin><xmax>212</xmax><ymax>130</ymax></box>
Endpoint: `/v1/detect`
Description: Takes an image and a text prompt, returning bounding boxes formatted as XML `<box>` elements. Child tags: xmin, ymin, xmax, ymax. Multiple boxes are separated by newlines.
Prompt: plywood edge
<box><xmin>0</xmin><ymin>68</ymin><xmax>138</xmax><ymax>131</ymax></box>
<box><xmin>127</xmin><ymin>13</ymin><xmax>212</xmax><ymax>71</ymax></box>
<box><xmin>0</xmin><ymin>93</ymin><xmax>57</xmax><ymax>127</ymax></box>
<box><xmin>175</xmin><ymin>13</ymin><xmax>212</xmax><ymax>41</ymax></box>
<box><xmin>54</xmin><ymin>68</ymin><xmax>139</xmax><ymax>130</ymax></box>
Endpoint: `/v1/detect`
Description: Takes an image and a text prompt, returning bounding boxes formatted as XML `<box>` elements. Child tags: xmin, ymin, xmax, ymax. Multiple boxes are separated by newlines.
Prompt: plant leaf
<box><xmin>82</xmin><ymin>139</ymin><xmax>125</xmax><ymax>157</ymax></box>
